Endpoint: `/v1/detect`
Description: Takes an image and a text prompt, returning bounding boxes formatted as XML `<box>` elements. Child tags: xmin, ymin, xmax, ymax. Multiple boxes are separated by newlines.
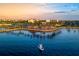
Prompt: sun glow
<box><xmin>0</xmin><ymin>4</ymin><xmax>53</xmax><ymax>19</ymax></box>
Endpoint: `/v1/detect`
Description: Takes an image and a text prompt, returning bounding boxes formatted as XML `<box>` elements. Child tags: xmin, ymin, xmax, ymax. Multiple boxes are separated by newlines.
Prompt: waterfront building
<box><xmin>28</xmin><ymin>19</ymin><xmax>35</xmax><ymax>23</ymax></box>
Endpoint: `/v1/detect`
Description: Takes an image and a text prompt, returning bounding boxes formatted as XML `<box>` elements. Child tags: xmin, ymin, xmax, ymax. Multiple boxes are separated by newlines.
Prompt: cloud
<box><xmin>0</xmin><ymin>3</ymin><xmax>79</xmax><ymax>20</ymax></box>
<box><xmin>54</xmin><ymin>11</ymin><xmax>67</xmax><ymax>13</ymax></box>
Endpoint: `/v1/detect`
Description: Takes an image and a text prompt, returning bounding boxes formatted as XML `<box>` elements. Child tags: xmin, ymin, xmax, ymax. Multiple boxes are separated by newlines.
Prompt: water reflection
<box><xmin>4</xmin><ymin>30</ymin><xmax>61</xmax><ymax>54</ymax></box>
<box><xmin>0</xmin><ymin>28</ymin><xmax>79</xmax><ymax>55</ymax></box>
<box><xmin>5</xmin><ymin>30</ymin><xmax>61</xmax><ymax>40</ymax></box>
<box><xmin>67</xmin><ymin>29</ymin><xmax>70</xmax><ymax>32</ymax></box>
<box><xmin>66</xmin><ymin>28</ymin><xmax>79</xmax><ymax>33</ymax></box>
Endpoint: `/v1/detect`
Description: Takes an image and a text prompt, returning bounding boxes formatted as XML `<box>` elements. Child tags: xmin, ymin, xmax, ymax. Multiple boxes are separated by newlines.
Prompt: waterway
<box><xmin>0</xmin><ymin>28</ymin><xmax>79</xmax><ymax>56</ymax></box>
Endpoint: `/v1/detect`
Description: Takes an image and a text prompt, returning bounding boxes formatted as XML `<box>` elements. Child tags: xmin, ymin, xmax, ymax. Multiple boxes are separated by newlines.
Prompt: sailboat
<box><xmin>38</xmin><ymin>44</ymin><xmax>44</xmax><ymax>51</ymax></box>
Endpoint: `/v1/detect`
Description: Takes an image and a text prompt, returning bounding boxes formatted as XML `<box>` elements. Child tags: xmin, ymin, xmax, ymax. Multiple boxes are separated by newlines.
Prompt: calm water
<box><xmin>0</xmin><ymin>28</ymin><xmax>79</xmax><ymax>56</ymax></box>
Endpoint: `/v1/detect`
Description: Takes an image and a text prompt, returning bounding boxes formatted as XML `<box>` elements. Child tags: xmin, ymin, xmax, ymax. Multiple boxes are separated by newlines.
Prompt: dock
<box><xmin>27</xmin><ymin>28</ymin><xmax>59</xmax><ymax>32</ymax></box>
<box><xmin>0</xmin><ymin>27</ymin><xmax>60</xmax><ymax>33</ymax></box>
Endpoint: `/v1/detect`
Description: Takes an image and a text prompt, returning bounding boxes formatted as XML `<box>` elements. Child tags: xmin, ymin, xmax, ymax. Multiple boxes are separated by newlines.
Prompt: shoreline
<box><xmin>0</xmin><ymin>27</ymin><xmax>60</xmax><ymax>32</ymax></box>
<box><xmin>0</xmin><ymin>26</ymin><xmax>79</xmax><ymax>33</ymax></box>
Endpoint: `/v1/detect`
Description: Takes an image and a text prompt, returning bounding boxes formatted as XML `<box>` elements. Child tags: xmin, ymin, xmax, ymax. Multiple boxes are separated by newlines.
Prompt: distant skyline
<box><xmin>0</xmin><ymin>3</ymin><xmax>79</xmax><ymax>20</ymax></box>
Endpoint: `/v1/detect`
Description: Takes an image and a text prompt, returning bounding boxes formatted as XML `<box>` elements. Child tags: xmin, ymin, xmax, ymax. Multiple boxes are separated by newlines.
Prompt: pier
<box><xmin>27</xmin><ymin>28</ymin><xmax>60</xmax><ymax>32</ymax></box>
<box><xmin>0</xmin><ymin>27</ymin><xmax>60</xmax><ymax>33</ymax></box>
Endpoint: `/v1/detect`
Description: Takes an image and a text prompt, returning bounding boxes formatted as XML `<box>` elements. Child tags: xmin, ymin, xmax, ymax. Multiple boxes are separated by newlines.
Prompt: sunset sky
<box><xmin>0</xmin><ymin>3</ymin><xmax>79</xmax><ymax>20</ymax></box>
